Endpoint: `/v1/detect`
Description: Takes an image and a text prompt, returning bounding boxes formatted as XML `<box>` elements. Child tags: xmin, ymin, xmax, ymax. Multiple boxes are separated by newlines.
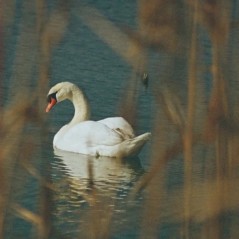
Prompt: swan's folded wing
<box><xmin>98</xmin><ymin>117</ymin><xmax>135</xmax><ymax>139</ymax></box>
<box><xmin>56</xmin><ymin>121</ymin><xmax>123</xmax><ymax>147</ymax></box>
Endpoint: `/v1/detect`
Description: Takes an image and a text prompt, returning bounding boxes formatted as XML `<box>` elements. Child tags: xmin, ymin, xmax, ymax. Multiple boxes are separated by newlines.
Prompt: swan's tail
<box><xmin>120</xmin><ymin>132</ymin><xmax>151</xmax><ymax>157</ymax></box>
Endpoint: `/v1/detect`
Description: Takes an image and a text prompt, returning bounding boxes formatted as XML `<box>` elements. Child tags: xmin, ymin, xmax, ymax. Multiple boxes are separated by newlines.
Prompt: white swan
<box><xmin>46</xmin><ymin>82</ymin><xmax>150</xmax><ymax>158</ymax></box>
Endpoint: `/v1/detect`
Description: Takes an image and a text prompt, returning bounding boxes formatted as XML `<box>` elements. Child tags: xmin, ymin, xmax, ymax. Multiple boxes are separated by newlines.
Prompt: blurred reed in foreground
<box><xmin>0</xmin><ymin>1</ymin><xmax>69</xmax><ymax>238</ymax></box>
<box><xmin>0</xmin><ymin>0</ymin><xmax>239</xmax><ymax>238</ymax></box>
<box><xmin>133</xmin><ymin>1</ymin><xmax>239</xmax><ymax>238</ymax></box>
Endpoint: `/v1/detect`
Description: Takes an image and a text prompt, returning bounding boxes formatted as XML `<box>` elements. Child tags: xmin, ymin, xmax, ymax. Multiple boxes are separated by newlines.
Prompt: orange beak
<box><xmin>46</xmin><ymin>98</ymin><xmax>57</xmax><ymax>112</ymax></box>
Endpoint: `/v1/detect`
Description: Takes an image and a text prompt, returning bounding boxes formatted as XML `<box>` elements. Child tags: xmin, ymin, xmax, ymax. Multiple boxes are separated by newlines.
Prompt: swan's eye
<box><xmin>47</xmin><ymin>92</ymin><xmax>57</xmax><ymax>103</ymax></box>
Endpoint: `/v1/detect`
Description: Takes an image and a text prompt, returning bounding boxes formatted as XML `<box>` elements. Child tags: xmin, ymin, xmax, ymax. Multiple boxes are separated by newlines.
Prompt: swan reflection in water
<box><xmin>52</xmin><ymin>149</ymin><xmax>143</xmax><ymax>189</ymax></box>
<box><xmin>50</xmin><ymin>149</ymin><xmax>144</xmax><ymax>236</ymax></box>
<box><xmin>51</xmin><ymin>149</ymin><xmax>144</xmax><ymax>204</ymax></box>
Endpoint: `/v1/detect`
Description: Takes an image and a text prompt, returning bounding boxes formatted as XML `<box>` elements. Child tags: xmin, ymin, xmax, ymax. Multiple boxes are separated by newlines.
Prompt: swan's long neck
<box><xmin>69</xmin><ymin>87</ymin><xmax>90</xmax><ymax>126</ymax></box>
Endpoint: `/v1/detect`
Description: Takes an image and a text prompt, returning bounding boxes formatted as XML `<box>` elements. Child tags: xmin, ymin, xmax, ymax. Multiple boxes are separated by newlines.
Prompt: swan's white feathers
<box><xmin>47</xmin><ymin>82</ymin><xmax>150</xmax><ymax>157</ymax></box>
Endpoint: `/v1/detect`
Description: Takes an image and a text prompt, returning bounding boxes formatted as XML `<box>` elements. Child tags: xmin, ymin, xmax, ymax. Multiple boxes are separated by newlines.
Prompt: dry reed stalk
<box><xmin>38</xmin><ymin>3</ymin><xmax>69</xmax><ymax>111</ymax></box>
<box><xmin>12</xmin><ymin>203</ymin><xmax>42</xmax><ymax>225</ymax></box>
<box><xmin>200</xmin><ymin>2</ymin><xmax>231</xmax><ymax>237</ymax></box>
<box><xmin>36</xmin><ymin>3</ymin><xmax>70</xmax><ymax>238</ymax></box>
<box><xmin>2</xmin><ymin>99</ymin><xmax>51</xmax><ymax>239</ymax></box>
<box><xmin>198</xmin><ymin>1</ymin><xmax>230</xmax><ymax>139</ymax></box>
<box><xmin>0</xmin><ymin>98</ymin><xmax>40</xmax><ymax>238</ymax></box>
<box><xmin>138</xmin><ymin>108</ymin><xmax>173</xmax><ymax>239</ymax></box>
<box><xmin>1</xmin><ymin>0</ymin><xmax>16</xmax><ymax>28</ymax></box>
<box><xmin>76</xmin><ymin>160</ymin><xmax>114</xmax><ymax>239</ymax></box>
<box><xmin>36</xmin><ymin>0</ymin><xmax>46</xmax><ymax>34</ymax></box>
<box><xmin>129</xmin><ymin>138</ymin><xmax>183</xmax><ymax>199</ymax></box>
<box><xmin>135</xmin><ymin>0</ymin><xmax>239</xmax><ymax>238</ymax></box>
<box><xmin>36</xmin><ymin>0</ymin><xmax>48</xmax><ymax>113</ymax></box>
<box><xmin>224</xmin><ymin>4</ymin><xmax>239</xmax><ymax>184</ymax></box>
<box><xmin>129</xmin><ymin>9</ymin><xmax>185</xmax><ymax>235</ymax></box>
<box><xmin>77</xmin><ymin>4</ymin><xmax>147</xmax><ymax>126</ymax></box>
<box><xmin>138</xmin><ymin>0</ymin><xmax>184</xmax><ymax>52</ymax></box>
<box><xmin>79</xmin><ymin>198</ymin><xmax>114</xmax><ymax>239</ymax></box>
<box><xmin>78</xmin><ymin>5</ymin><xmax>137</xmax><ymax>67</ymax></box>
<box><xmin>0</xmin><ymin>1</ymin><xmax>51</xmax><ymax>237</ymax></box>
<box><xmin>0</xmin><ymin>2</ymin><xmax>5</xmax><ymax>235</ymax></box>
<box><xmin>76</xmin><ymin>4</ymin><xmax>149</xmax><ymax>126</ymax></box>
<box><xmin>128</xmin><ymin>84</ymin><xmax>208</xmax><ymax>198</ymax></box>
<box><xmin>183</xmin><ymin>1</ymin><xmax>199</xmax><ymax>238</ymax></box>
<box><xmin>144</xmin><ymin>177</ymin><xmax>239</xmax><ymax>224</ymax></box>
<box><xmin>139</xmin><ymin>174</ymin><xmax>165</xmax><ymax>239</ymax></box>
<box><xmin>0</xmin><ymin>164</ymin><xmax>5</xmax><ymax>236</ymax></box>
<box><xmin>159</xmin><ymin>89</ymin><xmax>185</xmax><ymax>133</ymax></box>
<box><xmin>119</xmin><ymin>69</ymin><xmax>142</xmax><ymax>127</ymax></box>
<box><xmin>0</xmin><ymin>1</ymin><xmax>3</xmax><ymax>113</ymax></box>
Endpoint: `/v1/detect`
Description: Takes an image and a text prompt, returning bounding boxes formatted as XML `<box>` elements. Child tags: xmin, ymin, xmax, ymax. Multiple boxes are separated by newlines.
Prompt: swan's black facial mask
<box><xmin>47</xmin><ymin>92</ymin><xmax>57</xmax><ymax>103</ymax></box>
<box><xmin>46</xmin><ymin>92</ymin><xmax>57</xmax><ymax>112</ymax></box>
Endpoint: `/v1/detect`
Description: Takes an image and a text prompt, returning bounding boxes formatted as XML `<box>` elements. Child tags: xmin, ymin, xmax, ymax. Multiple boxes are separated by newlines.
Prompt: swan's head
<box><xmin>46</xmin><ymin>82</ymin><xmax>75</xmax><ymax>112</ymax></box>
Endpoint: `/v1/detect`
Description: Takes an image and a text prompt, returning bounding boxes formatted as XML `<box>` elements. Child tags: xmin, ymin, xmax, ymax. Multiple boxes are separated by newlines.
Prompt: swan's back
<box><xmin>98</xmin><ymin>117</ymin><xmax>135</xmax><ymax>139</ymax></box>
<box><xmin>54</xmin><ymin>121</ymin><xmax>124</xmax><ymax>154</ymax></box>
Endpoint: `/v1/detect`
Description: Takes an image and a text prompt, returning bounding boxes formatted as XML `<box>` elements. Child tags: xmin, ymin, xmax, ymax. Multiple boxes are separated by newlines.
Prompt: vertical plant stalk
<box><xmin>0</xmin><ymin>0</ymin><xmax>5</xmax><ymax>236</ymax></box>
<box><xmin>202</xmin><ymin>2</ymin><xmax>230</xmax><ymax>236</ymax></box>
<box><xmin>210</xmin><ymin>41</ymin><xmax>228</xmax><ymax>179</ymax></box>
<box><xmin>36</xmin><ymin>0</ymin><xmax>49</xmax><ymax>105</ymax></box>
<box><xmin>119</xmin><ymin>53</ymin><xmax>144</xmax><ymax>127</ymax></box>
<box><xmin>38</xmin><ymin>4</ymin><xmax>69</xmax><ymax>109</ymax></box>
<box><xmin>138</xmin><ymin>108</ymin><xmax>170</xmax><ymax>239</ymax></box>
<box><xmin>183</xmin><ymin>0</ymin><xmax>198</xmax><ymax>238</ymax></box>
<box><xmin>37</xmin><ymin>3</ymin><xmax>69</xmax><ymax>238</ymax></box>
<box><xmin>36</xmin><ymin>1</ymin><xmax>52</xmax><ymax>238</ymax></box>
<box><xmin>0</xmin><ymin>161</ymin><xmax>5</xmax><ymax>236</ymax></box>
<box><xmin>207</xmin><ymin>37</ymin><xmax>228</xmax><ymax>239</ymax></box>
<box><xmin>0</xmin><ymin>0</ymin><xmax>3</xmax><ymax>113</ymax></box>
